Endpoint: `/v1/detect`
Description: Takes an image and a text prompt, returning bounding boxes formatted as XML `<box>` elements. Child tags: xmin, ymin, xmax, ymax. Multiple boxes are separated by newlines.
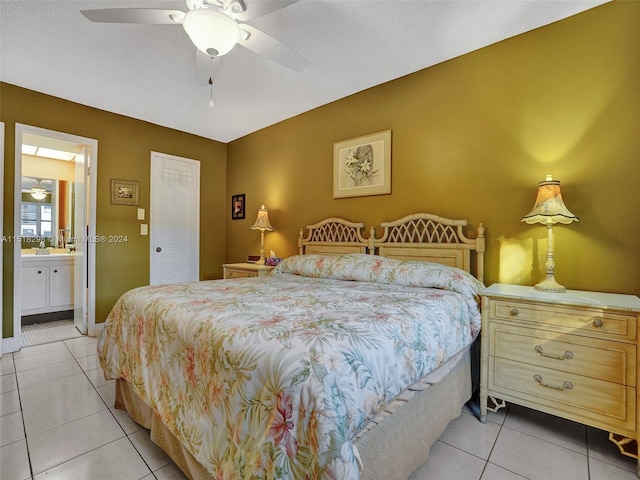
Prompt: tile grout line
<box><xmin>18</xmin><ymin>340</ymin><xmax>87</xmax><ymax>477</ymax></box>
<box><xmin>16</xmin><ymin>338</ymin><xmax>143</xmax><ymax>478</ymax></box>
<box><xmin>13</xmin><ymin>338</ymin><xmax>107</xmax><ymax>478</ymax></box>
<box><xmin>12</xmin><ymin>351</ymin><xmax>36</xmax><ymax>480</ymax></box>
<box><xmin>70</xmin><ymin>339</ymin><xmax>158</xmax><ymax>479</ymax></box>
<box><xmin>479</xmin><ymin>405</ymin><xmax>509</xmax><ymax>480</ymax></box>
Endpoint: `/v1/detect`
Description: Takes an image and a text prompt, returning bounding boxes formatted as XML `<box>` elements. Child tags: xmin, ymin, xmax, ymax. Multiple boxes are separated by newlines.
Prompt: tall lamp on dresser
<box><xmin>521</xmin><ymin>174</ymin><xmax>578</xmax><ymax>293</ymax></box>
<box><xmin>250</xmin><ymin>204</ymin><xmax>274</xmax><ymax>265</ymax></box>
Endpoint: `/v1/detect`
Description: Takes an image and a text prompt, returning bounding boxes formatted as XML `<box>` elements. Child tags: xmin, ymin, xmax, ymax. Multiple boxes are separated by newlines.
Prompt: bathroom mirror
<box><xmin>20</xmin><ymin>176</ymin><xmax>74</xmax><ymax>247</ymax></box>
<box><xmin>21</xmin><ymin>134</ymin><xmax>80</xmax><ymax>249</ymax></box>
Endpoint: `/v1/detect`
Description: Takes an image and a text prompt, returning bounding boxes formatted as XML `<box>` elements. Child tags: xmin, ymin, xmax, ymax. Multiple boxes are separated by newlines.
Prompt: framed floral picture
<box><xmin>333</xmin><ymin>130</ymin><xmax>391</xmax><ymax>198</ymax></box>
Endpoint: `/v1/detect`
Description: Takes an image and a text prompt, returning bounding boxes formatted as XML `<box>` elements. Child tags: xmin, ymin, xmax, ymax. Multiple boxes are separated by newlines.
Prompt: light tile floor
<box><xmin>1</xmin><ymin>336</ymin><xmax>638</xmax><ymax>479</ymax></box>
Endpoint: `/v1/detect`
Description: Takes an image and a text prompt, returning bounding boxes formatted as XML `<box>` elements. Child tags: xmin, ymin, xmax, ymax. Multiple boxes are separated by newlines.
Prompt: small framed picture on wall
<box><xmin>111</xmin><ymin>179</ymin><xmax>140</xmax><ymax>206</ymax></box>
<box><xmin>232</xmin><ymin>194</ymin><xmax>245</xmax><ymax>220</ymax></box>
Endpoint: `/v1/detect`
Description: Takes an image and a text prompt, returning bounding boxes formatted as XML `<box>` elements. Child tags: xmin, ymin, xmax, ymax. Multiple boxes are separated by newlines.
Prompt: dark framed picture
<box><xmin>231</xmin><ymin>194</ymin><xmax>245</xmax><ymax>220</ymax></box>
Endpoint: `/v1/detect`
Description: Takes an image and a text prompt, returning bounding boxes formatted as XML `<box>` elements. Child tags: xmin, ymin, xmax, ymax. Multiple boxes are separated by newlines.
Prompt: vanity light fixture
<box><xmin>250</xmin><ymin>205</ymin><xmax>274</xmax><ymax>265</ymax></box>
<box><xmin>521</xmin><ymin>174</ymin><xmax>579</xmax><ymax>293</ymax></box>
<box><xmin>22</xmin><ymin>144</ymin><xmax>75</xmax><ymax>161</ymax></box>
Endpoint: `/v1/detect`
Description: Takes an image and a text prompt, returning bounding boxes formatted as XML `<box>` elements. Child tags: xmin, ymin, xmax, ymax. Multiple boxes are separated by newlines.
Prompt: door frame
<box><xmin>0</xmin><ymin>122</ymin><xmax>4</xmax><ymax>357</ymax></box>
<box><xmin>13</xmin><ymin>124</ymin><xmax>98</xmax><ymax>350</ymax></box>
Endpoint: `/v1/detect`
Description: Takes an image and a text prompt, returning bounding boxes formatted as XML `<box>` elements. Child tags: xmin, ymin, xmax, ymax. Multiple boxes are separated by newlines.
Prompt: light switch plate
<box><xmin>137</xmin><ymin>208</ymin><xmax>145</xmax><ymax>220</ymax></box>
<box><xmin>140</xmin><ymin>224</ymin><xmax>148</xmax><ymax>235</ymax></box>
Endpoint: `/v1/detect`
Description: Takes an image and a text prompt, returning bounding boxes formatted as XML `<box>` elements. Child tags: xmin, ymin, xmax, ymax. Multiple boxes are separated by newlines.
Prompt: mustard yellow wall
<box><xmin>226</xmin><ymin>1</ymin><xmax>640</xmax><ymax>296</ymax></box>
<box><xmin>1</xmin><ymin>84</ymin><xmax>227</xmax><ymax>337</ymax></box>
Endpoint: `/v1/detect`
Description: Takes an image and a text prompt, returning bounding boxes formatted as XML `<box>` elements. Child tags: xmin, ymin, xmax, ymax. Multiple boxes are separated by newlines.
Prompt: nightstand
<box><xmin>222</xmin><ymin>263</ymin><xmax>274</xmax><ymax>279</ymax></box>
<box><xmin>479</xmin><ymin>283</ymin><xmax>640</xmax><ymax>468</ymax></box>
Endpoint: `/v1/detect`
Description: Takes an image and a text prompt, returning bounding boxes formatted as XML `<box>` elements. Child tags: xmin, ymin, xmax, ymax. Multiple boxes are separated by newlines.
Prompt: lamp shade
<box><xmin>521</xmin><ymin>175</ymin><xmax>579</xmax><ymax>225</ymax></box>
<box><xmin>182</xmin><ymin>9</ymin><xmax>240</xmax><ymax>57</ymax></box>
<box><xmin>251</xmin><ymin>205</ymin><xmax>274</xmax><ymax>232</ymax></box>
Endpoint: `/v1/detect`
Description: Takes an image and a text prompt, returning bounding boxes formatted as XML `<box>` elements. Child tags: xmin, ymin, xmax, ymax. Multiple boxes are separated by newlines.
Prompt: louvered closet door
<box><xmin>150</xmin><ymin>152</ymin><xmax>200</xmax><ymax>285</ymax></box>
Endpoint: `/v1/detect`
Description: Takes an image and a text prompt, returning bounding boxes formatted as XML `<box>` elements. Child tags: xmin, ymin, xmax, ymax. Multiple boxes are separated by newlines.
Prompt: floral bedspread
<box><xmin>98</xmin><ymin>254</ymin><xmax>483</xmax><ymax>479</ymax></box>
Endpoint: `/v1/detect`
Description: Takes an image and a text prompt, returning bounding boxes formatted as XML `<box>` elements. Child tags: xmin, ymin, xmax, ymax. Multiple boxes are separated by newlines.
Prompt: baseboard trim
<box><xmin>1</xmin><ymin>336</ymin><xmax>20</xmax><ymax>354</ymax></box>
<box><xmin>91</xmin><ymin>321</ymin><xmax>105</xmax><ymax>337</ymax></box>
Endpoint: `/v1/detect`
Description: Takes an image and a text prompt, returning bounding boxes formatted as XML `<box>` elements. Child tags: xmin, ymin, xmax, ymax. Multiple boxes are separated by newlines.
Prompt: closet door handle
<box><xmin>53</xmin><ymin>269</ymin><xmax>58</xmax><ymax>273</ymax></box>
<box><xmin>37</xmin><ymin>270</ymin><xmax>42</xmax><ymax>274</ymax></box>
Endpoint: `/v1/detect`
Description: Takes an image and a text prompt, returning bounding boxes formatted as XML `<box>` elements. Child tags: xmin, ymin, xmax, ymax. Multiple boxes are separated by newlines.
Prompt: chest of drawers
<box><xmin>479</xmin><ymin>284</ymin><xmax>640</xmax><ymax>467</ymax></box>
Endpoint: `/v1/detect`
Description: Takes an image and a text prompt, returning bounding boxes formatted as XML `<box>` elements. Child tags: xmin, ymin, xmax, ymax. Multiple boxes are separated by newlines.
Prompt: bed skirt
<box><xmin>114</xmin><ymin>350</ymin><xmax>471</xmax><ymax>480</ymax></box>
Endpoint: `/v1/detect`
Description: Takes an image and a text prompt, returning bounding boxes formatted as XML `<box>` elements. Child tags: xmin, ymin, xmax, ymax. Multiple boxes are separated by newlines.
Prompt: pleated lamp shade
<box><xmin>521</xmin><ymin>175</ymin><xmax>579</xmax><ymax>225</ymax></box>
<box><xmin>250</xmin><ymin>205</ymin><xmax>274</xmax><ymax>232</ymax></box>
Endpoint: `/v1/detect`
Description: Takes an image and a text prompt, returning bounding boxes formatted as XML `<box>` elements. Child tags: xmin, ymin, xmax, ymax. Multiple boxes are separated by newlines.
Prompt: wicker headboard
<box><xmin>298</xmin><ymin>218</ymin><xmax>369</xmax><ymax>255</ymax></box>
<box><xmin>372</xmin><ymin>213</ymin><xmax>485</xmax><ymax>283</ymax></box>
<box><xmin>299</xmin><ymin>213</ymin><xmax>485</xmax><ymax>283</ymax></box>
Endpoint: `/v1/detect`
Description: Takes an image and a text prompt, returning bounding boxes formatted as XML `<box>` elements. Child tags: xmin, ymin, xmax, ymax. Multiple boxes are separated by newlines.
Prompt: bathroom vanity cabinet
<box><xmin>21</xmin><ymin>254</ymin><xmax>75</xmax><ymax>315</ymax></box>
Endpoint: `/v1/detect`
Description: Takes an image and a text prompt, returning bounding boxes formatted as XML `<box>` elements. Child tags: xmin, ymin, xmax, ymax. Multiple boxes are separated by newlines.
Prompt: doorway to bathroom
<box><xmin>13</xmin><ymin>124</ymin><xmax>97</xmax><ymax>348</ymax></box>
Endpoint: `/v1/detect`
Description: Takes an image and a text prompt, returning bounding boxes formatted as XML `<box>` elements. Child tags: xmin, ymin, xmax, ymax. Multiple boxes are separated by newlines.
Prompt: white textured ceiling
<box><xmin>1</xmin><ymin>0</ymin><xmax>608</xmax><ymax>143</ymax></box>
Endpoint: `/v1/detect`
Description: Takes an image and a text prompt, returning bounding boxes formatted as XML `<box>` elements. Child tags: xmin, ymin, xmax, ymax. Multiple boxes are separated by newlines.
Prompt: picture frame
<box><xmin>231</xmin><ymin>193</ymin><xmax>245</xmax><ymax>220</ymax></box>
<box><xmin>110</xmin><ymin>179</ymin><xmax>139</xmax><ymax>206</ymax></box>
<box><xmin>333</xmin><ymin>130</ymin><xmax>391</xmax><ymax>199</ymax></box>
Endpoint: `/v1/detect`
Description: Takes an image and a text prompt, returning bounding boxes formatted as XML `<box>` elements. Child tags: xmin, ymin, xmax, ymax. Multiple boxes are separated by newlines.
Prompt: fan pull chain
<box><xmin>208</xmin><ymin>76</ymin><xmax>214</xmax><ymax>107</ymax></box>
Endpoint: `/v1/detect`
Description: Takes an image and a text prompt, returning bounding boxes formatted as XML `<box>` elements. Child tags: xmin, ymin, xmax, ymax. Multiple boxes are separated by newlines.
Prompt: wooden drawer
<box><xmin>224</xmin><ymin>268</ymin><xmax>257</xmax><ymax>279</ymax></box>
<box><xmin>490</xmin><ymin>324</ymin><xmax>636</xmax><ymax>386</ymax></box>
<box><xmin>491</xmin><ymin>300</ymin><xmax>636</xmax><ymax>341</ymax></box>
<box><xmin>223</xmin><ymin>263</ymin><xmax>274</xmax><ymax>279</ymax></box>
<box><xmin>489</xmin><ymin>357</ymin><xmax>636</xmax><ymax>434</ymax></box>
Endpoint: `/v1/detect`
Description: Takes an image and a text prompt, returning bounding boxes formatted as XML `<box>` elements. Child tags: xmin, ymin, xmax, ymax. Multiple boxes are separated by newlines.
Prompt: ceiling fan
<box><xmin>80</xmin><ymin>0</ymin><xmax>308</xmax><ymax>72</ymax></box>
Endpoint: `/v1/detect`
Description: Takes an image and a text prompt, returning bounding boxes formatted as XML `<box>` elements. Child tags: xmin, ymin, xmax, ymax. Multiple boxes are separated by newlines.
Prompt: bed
<box><xmin>98</xmin><ymin>213</ymin><xmax>485</xmax><ymax>480</ymax></box>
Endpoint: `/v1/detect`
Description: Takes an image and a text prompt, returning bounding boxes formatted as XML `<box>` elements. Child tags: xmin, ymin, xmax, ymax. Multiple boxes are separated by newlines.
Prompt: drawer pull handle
<box><xmin>533</xmin><ymin>374</ymin><xmax>573</xmax><ymax>391</ymax></box>
<box><xmin>593</xmin><ymin>319</ymin><xmax>603</xmax><ymax>328</ymax></box>
<box><xmin>510</xmin><ymin>308</ymin><xmax>519</xmax><ymax>316</ymax></box>
<box><xmin>534</xmin><ymin>345</ymin><xmax>574</xmax><ymax>360</ymax></box>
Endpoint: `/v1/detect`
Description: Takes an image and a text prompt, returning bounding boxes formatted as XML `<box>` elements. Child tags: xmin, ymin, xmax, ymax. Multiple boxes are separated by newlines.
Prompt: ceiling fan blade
<box><xmin>238</xmin><ymin>24</ymin><xmax>308</xmax><ymax>72</ymax></box>
<box><xmin>81</xmin><ymin>9</ymin><xmax>185</xmax><ymax>24</ymax></box>
<box><xmin>195</xmin><ymin>50</ymin><xmax>222</xmax><ymax>86</ymax></box>
<box><xmin>231</xmin><ymin>0</ymin><xmax>299</xmax><ymax>22</ymax></box>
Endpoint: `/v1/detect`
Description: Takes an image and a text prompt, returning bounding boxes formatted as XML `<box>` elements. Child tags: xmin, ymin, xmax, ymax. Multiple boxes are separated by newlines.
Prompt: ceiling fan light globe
<box><xmin>31</xmin><ymin>191</ymin><xmax>47</xmax><ymax>200</ymax></box>
<box><xmin>183</xmin><ymin>9</ymin><xmax>240</xmax><ymax>57</ymax></box>
<box><xmin>31</xmin><ymin>181</ymin><xmax>48</xmax><ymax>200</ymax></box>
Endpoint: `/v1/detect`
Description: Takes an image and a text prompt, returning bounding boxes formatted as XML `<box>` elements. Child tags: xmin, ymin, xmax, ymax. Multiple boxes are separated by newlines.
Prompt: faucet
<box><xmin>35</xmin><ymin>240</ymin><xmax>50</xmax><ymax>255</ymax></box>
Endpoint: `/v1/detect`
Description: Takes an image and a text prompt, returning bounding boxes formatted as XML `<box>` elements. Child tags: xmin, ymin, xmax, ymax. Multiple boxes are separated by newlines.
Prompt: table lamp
<box><xmin>250</xmin><ymin>205</ymin><xmax>274</xmax><ymax>265</ymax></box>
<box><xmin>521</xmin><ymin>175</ymin><xmax>579</xmax><ymax>293</ymax></box>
